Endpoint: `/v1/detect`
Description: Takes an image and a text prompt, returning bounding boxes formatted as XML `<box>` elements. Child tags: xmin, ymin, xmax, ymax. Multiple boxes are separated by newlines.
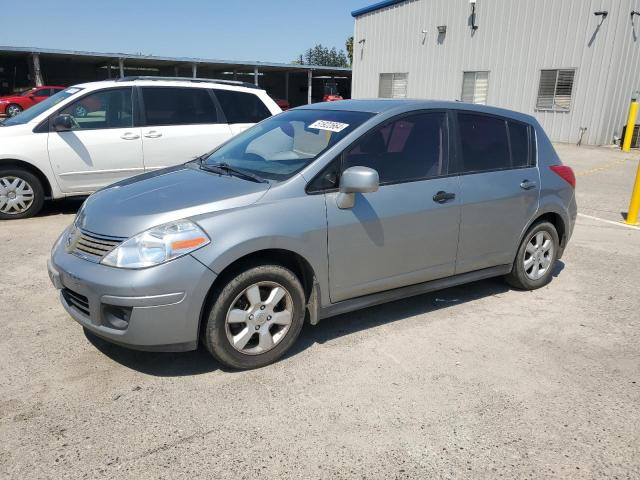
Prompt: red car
<box><xmin>0</xmin><ymin>85</ymin><xmax>66</xmax><ymax>117</ymax></box>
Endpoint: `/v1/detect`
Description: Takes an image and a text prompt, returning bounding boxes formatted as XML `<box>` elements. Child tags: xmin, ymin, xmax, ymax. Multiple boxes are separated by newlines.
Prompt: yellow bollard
<box><xmin>625</xmin><ymin>160</ymin><xmax>640</xmax><ymax>225</ymax></box>
<box><xmin>622</xmin><ymin>93</ymin><xmax>639</xmax><ymax>152</ymax></box>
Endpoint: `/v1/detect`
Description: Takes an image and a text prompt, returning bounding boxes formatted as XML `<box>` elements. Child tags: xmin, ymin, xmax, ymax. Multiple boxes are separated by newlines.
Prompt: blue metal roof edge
<box><xmin>351</xmin><ymin>0</ymin><xmax>407</xmax><ymax>17</ymax></box>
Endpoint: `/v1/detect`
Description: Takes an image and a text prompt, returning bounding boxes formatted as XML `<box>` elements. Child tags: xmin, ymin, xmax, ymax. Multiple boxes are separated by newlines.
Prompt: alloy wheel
<box><xmin>0</xmin><ymin>176</ymin><xmax>35</xmax><ymax>215</ymax></box>
<box><xmin>225</xmin><ymin>281</ymin><xmax>294</xmax><ymax>355</ymax></box>
<box><xmin>6</xmin><ymin>105</ymin><xmax>22</xmax><ymax>117</ymax></box>
<box><xmin>523</xmin><ymin>231</ymin><xmax>554</xmax><ymax>280</ymax></box>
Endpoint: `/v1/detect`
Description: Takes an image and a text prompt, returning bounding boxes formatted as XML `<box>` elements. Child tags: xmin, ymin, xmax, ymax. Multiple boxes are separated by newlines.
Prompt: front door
<box><xmin>326</xmin><ymin>111</ymin><xmax>461</xmax><ymax>302</ymax></box>
<box><xmin>453</xmin><ymin>112</ymin><xmax>540</xmax><ymax>273</ymax></box>
<box><xmin>138</xmin><ymin>86</ymin><xmax>233</xmax><ymax>171</ymax></box>
<box><xmin>47</xmin><ymin>87</ymin><xmax>144</xmax><ymax>193</ymax></box>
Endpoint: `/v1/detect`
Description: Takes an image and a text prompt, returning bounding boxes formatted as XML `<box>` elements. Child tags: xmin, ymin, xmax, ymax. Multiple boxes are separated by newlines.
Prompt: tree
<box><xmin>346</xmin><ymin>36</ymin><xmax>353</xmax><ymax>65</ymax></box>
<box><xmin>292</xmin><ymin>44</ymin><xmax>350</xmax><ymax>68</ymax></box>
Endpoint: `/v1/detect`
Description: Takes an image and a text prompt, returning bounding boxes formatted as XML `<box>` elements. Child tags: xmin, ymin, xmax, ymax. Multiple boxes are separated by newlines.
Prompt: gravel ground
<box><xmin>1</xmin><ymin>145</ymin><xmax>639</xmax><ymax>479</ymax></box>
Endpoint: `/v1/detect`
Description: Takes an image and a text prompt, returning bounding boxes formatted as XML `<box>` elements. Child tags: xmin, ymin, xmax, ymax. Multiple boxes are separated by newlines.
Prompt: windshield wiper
<box><xmin>201</xmin><ymin>162</ymin><xmax>268</xmax><ymax>183</ymax></box>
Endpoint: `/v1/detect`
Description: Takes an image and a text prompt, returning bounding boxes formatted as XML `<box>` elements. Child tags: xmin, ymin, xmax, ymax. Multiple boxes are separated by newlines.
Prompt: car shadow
<box><xmin>84</xmin><ymin>261</ymin><xmax>567</xmax><ymax>377</ymax></box>
<box><xmin>84</xmin><ymin>329</ymin><xmax>227</xmax><ymax>376</ymax></box>
<box><xmin>39</xmin><ymin>196</ymin><xmax>86</xmax><ymax>217</ymax></box>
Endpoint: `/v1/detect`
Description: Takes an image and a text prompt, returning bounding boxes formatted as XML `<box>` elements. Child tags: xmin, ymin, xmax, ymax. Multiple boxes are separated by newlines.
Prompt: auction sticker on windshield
<box><xmin>308</xmin><ymin>120</ymin><xmax>349</xmax><ymax>133</ymax></box>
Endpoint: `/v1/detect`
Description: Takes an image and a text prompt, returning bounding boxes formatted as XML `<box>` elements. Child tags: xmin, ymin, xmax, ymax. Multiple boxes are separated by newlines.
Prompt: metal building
<box><xmin>0</xmin><ymin>46</ymin><xmax>351</xmax><ymax>108</ymax></box>
<box><xmin>351</xmin><ymin>0</ymin><xmax>640</xmax><ymax>145</ymax></box>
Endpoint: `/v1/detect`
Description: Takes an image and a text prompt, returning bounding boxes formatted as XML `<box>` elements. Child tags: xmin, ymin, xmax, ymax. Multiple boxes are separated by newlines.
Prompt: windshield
<box><xmin>2</xmin><ymin>87</ymin><xmax>83</xmax><ymax>126</ymax></box>
<box><xmin>20</xmin><ymin>89</ymin><xmax>36</xmax><ymax>97</ymax></box>
<box><xmin>203</xmin><ymin>109</ymin><xmax>373</xmax><ymax>181</ymax></box>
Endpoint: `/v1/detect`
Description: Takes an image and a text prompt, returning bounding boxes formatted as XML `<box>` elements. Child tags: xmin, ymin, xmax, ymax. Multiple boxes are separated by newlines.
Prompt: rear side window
<box><xmin>344</xmin><ymin>112</ymin><xmax>448</xmax><ymax>184</ymax></box>
<box><xmin>508</xmin><ymin>121</ymin><xmax>530</xmax><ymax>167</ymax></box>
<box><xmin>457</xmin><ymin>113</ymin><xmax>510</xmax><ymax>173</ymax></box>
<box><xmin>141</xmin><ymin>87</ymin><xmax>218</xmax><ymax>126</ymax></box>
<box><xmin>215</xmin><ymin>90</ymin><xmax>271</xmax><ymax>124</ymax></box>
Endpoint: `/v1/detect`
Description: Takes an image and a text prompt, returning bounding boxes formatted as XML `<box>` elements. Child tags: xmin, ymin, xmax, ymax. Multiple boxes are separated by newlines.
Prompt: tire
<box><xmin>505</xmin><ymin>221</ymin><xmax>559</xmax><ymax>290</ymax></box>
<box><xmin>5</xmin><ymin>103</ymin><xmax>23</xmax><ymax>117</ymax></box>
<box><xmin>0</xmin><ymin>169</ymin><xmax>45</xmax><ymax>220</ymax></box>
<box><xmin>203</xmin><ymin>264</ymin><xmax>306</xmax><ymax>370</ymax></box>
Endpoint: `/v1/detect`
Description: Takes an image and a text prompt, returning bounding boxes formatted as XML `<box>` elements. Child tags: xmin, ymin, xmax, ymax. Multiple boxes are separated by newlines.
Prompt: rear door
<box><xmin>47</xmin><ymin>87</ymin><xmax>144</xmax><ymax>193</ymax></box>
<box><xmin>453</xmin><ymin>111</ymin><xmax>539</xmax><ymax>274</ymax></box>
<box><xmin>139</xmin><ymin>86</ymin><xmax>233</xmax><ymax>171</ymax></box>
<box><xmin>214</xmin><ymin>89</ymin><xmax>273</xmax><ymax>136</ymax></box>
<box><xmin>325</xmin><ymin>111</ymin><xmax>461</xmax><ymax>302</ymax></box>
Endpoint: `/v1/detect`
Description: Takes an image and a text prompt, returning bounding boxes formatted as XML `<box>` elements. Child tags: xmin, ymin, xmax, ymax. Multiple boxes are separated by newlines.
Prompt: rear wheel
<box><xmin>505</xmin><ymin>221</ymin><xmax>559</xmax><ymax>290</ymax></box>
<box><xmin>5</xmin><ymin>104</ymin><xmax>22</xmax><ymax>117</ymax></box>
<box><xmin>203</xmin><ymin>264</ymin><xmax>305</xmax><ymax>369</ymax></box>
<box><xmin>0</xmin><ymin>169</ymin><xmax>45</xmax><ymax>220</ymax></box>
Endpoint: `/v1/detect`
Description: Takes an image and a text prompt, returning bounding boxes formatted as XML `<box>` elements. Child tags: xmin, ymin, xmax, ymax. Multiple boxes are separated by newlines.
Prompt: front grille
<box><xmin>70</xmin><ymin>229</ymin><xmax>124</xmax><ymax>262</ymax></box>
<box><xmin>62</xmin><ymin>288</ymin><xmax>90</xmax><ymax>317</ymax></box>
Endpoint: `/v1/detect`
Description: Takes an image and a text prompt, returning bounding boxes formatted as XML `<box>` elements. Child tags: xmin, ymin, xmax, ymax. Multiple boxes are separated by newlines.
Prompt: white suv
<box><xmin>0</xmin><ymin>77</ymin><xmax>281</xmax><ymax>219</ymax></box>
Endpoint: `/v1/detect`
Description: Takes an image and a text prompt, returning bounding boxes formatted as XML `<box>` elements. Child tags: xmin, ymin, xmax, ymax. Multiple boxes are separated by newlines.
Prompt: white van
<box><xmin>0</xmin><ymin>77</ymin><xmax>281</xmax><ymax>219</ymax></box>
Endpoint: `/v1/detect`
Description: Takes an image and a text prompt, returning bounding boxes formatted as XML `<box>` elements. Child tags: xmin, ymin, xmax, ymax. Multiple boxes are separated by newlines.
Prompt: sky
<box><xmin>0</xmin><ymin>0</ymin><xmax>367</xmax><ymax>63</ymax></box>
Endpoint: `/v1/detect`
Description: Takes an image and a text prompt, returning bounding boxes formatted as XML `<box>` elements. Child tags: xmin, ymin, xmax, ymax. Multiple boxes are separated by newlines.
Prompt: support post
<box><xmin>625</xmin><ymin>161</ymin><xmax>640</xmax><ymax>225</ymax></box>
<box><xmin>32</xmin><ymin>53</ymin><xmax>43</xmax><ymax>86</ymax></box>
<box><xmin>254</xmin><ymin>67</ymin><xmax>259</xmax><ymax>86</ymax></box>
<box><xmin>622</xmin><ymin>93</ymin><xmax>639</xmax><ymax>152</ymax></box>
<box><xmin>174</xmin><ymin>66</ymin><xmax>179</xmax><ymax>77</ymax></box>
<box><xmin>192</xmin><ymin>63</ymin><xmax>197</xmax><ymax>78</ymax></box>
<box><xmin>107</xmin><ymin>63</ymin><xmax>112</xmax><ymax>79</ymax></box>
<box><xmin>233</xmin><ymin>70</ymin><xmax>238</xmax><ymax>81</ymax></box>
<box><xmin>284</xmin><ymin>72</ymin><xmax>289</xmax><ymax>101</ymax></box>
<box><xmin>307</xmin><ymin>69</ymin><xmax>313</xmax><ymax>104</ymax></box>
<box><xmin>118</xmin><ymin>58</ymin><xmax>124</xmax><ymax>78</ymax></box>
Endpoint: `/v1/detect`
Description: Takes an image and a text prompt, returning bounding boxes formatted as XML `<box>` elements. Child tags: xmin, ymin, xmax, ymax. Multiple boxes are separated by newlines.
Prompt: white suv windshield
<box><xmin>203</xmin><ymin>109</ymin><xmax>373</xmax><ymax>181</ymax></box>
<box><xmin>1</xmin><ymin>88</ymin><xmax>83</xmax><ymax>127</ymax></box>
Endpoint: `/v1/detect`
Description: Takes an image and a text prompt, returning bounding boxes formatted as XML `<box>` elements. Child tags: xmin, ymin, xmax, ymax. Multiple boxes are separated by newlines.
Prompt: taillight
<box><xmin>550</xmin><ymin>165</ymin><xmax>576</xmax><ymax>188</ymax></box>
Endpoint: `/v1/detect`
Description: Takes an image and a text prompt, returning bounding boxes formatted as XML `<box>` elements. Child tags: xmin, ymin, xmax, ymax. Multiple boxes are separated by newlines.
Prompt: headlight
<box><xmin>101</xmin><ymin>219</ymin><xmax>210</xmax><ymax>269</ymax></box>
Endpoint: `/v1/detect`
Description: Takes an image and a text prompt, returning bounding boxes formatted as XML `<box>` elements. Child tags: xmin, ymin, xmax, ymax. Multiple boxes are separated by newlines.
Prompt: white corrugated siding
<box><xmin>352</xmin><ymin>0</ymin><xmax>640</xmax><ymax>145</ymax></box>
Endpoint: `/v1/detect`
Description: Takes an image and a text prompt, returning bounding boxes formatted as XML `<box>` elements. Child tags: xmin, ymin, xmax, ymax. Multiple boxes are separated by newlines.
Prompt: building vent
<box><xmin>461</xmin><ymin>71</ymin><xmax>489</xmax><ymax>104</ymax></box>
<box><xmin>536</xmin><ymin>69</ymin><xmax>576</xmax><ymax>111</ymax></box>
<box><xmin>379</xmin><ymin>73</ymin><xmax>408</xmax><ymax>98</ymax></box>
<box><xmin>621</xmin><ymin>124</ymin><xmax>640</xmax><ymax>149</ymax></box>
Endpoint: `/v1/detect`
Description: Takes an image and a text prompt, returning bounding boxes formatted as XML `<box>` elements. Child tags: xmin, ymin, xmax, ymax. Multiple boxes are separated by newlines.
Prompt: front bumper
<box><xmin>48</xmin><ymin>231</ymin><xmax>217</xmax><ymax>352</ymax></box>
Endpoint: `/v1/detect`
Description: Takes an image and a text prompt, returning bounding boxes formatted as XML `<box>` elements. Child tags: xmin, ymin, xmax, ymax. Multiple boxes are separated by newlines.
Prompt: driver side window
<box><xmin>58</xmin><ymin>88</ymin><xmax>133</xmax><ymax>130</ymax></box>
<box><xmin>343</xmin><ymin>112</ymin><xmax>449</xmax><ymax>185</ymax></box>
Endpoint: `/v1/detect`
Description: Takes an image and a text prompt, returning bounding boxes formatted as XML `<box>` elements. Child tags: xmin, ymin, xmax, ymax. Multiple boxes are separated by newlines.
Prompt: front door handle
<box><xmin>120</xmin><ymin>132</ymin><xmax>140</xmax><ymax>140</ymax></box>
<box><xmin>520</xmin><ymin>180</ymin><xmax>537</xmax><ymax>190</ymax></box>
<box><xmin>433</xmin><ymin>191</ymin><xmax>456</xmax><ymax>203</ymax></box>
<box><xmin>143</xmin><ymin>130</ymin><xmax>163</xmax><ymax>138</ymax></box>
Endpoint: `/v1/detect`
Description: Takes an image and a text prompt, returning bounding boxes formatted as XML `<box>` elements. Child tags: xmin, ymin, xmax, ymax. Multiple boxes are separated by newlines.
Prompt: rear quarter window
<box><xmin>215</xmin><ymin>90</ymin><xmax>271</xmax><ymax>124</ymax></box>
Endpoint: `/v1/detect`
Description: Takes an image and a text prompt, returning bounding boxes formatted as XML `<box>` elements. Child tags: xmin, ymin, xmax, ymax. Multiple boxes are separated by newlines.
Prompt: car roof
<box><xmin>71</xmin><ymin>78</ymin><xmax>265</xmax><ymax>94</ymax></box>
<box><xmin>296</xmin><ymin>99</ymin><xmax>537</xmax><ymax>124</ymax></box>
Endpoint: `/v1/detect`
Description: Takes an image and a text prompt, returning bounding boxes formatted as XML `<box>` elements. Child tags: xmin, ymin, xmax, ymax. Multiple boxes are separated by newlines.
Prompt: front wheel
<box><xmin>203</xmin><ymin>264</ymin><xmax>306</xmax><ymax>369</ymax></box>
<box><xmin>505</xmin><ymin>221</ymin><xmax>559</xmax><ymax>290</ymax></box>
<box><xmin>0</xmin><ymin>169</ymin><xmax>45</xmax><ymax>220</ymax></box>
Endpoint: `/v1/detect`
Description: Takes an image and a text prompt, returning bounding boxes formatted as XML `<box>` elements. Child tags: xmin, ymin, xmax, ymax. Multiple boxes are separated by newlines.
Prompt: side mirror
<box><xmin>337</xmin><ymin>166</ymin><xmax>379</xmax><ymax>209</ymax></box>
<box><xmin>52</xmin><ymin>114</ymin><xmax>74</xmax><ymax>132</ymax></box>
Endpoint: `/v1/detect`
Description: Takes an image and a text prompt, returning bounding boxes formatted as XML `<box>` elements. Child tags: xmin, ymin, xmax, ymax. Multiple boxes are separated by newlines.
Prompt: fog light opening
<box><xmin>102</xmin><ymin>304</ymin><xmax>132</xmax><ymax>330</ymax></box>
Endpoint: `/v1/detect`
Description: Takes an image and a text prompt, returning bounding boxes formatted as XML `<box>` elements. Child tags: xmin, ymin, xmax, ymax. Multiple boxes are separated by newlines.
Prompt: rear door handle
<box><xmin>120</xmin><ymin>132</ymin><xmax>140</xmax><ymax>140</ymax></box>
<box><xmin>520</xmin><ymin>180</ymin><xmax>537</xmax><ymax>190</ymax></box>
<box><xmin>143</xmin><ymin>130</ymin><xmax>163</xmax><ymax>138</ymax></box>
<box><xmin>433</xmin><ymin>191</ymin><xmax>456</xmax><ymax>203</ymax></box>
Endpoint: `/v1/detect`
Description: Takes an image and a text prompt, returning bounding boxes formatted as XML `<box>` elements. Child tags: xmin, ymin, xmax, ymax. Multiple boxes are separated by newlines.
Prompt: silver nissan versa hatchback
<box><xmin>48</xmin><ymin>100</ymin><xmax>577</xmax><ymax>369</ymax></box>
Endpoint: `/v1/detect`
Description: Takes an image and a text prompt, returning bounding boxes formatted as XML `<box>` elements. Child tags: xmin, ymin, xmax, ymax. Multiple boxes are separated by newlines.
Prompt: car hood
<box><xmin>0</xmin><ymin>95</ymin><xmax>22</xmax><ymax>102</ymax></box>
<box><xmin>77</xmin><ymin>164</ymin><xmax>271</xmax><ymax>238</ymax></box>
